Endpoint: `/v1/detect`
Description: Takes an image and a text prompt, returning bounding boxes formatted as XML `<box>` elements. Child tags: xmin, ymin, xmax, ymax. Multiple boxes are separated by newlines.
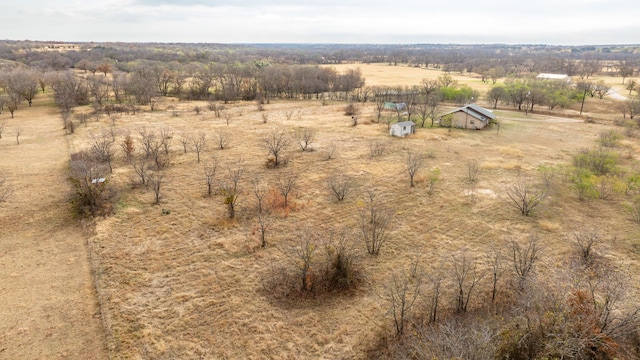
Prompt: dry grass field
<box><xmin>0</xmin><ymin>96</ymin><xmax>107</xmax><ymax>359</ymax></box>
<box><xmin>326</xmin><ymin>63</ymin><xmax>493</xmax><ymax>92</ymax></box>
<box><xmin>2</xmin><ymin>64</ymin><xmax>639</xmax><ymax>359</ymax></box>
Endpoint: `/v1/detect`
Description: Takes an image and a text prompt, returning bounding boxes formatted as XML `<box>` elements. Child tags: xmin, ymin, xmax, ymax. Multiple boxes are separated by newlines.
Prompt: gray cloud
<box><xmin>3</xmin><ymin>0</ymin><xmax>640</xmax><ymax>44</ymax></box>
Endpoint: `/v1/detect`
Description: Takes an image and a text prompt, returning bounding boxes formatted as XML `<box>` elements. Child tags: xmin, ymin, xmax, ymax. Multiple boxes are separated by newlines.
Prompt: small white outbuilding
<box><xmin>536</xmin><ymin>73</ymin><xmax>571</xmax><ymax>83</ymax></box>
<box><xmin>390</xmin><ymin>121</ymin><xmax>416</xmax><ymax>137</ymax></box>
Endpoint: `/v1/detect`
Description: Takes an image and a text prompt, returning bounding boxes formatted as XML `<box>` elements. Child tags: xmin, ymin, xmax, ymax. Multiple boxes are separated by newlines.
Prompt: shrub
<box><xmin>440</xmin><ymin>114</ymin><xmax>453</xmax><ymax>128</ymax></box>
<box><xmin>68</xmin><ymin>151</ymin><xmax>117</xmax><ymax>216</ymax></box>
<box><xmin>571</xmin><ymin>168</ymin><xmax>598</xmax><ymax>201</ymax></box>
<box><xmin>572</xmin><ymin>147</ymin><xmax>619</xmax><ymax>176</ymax></box>
<box><xmin>598</xmin><ymin>129</ymin><xmax>622</xmax><ymax>148</ymax></box>
<box><xmin>344</xmin><ymin>103</ymin><xmax>359</xmax><ymax>116</ymax></box>
<box><xmin>261</xmin><ymin>227</ymin><xmax>360</xmax><ymax>300</ymax></box>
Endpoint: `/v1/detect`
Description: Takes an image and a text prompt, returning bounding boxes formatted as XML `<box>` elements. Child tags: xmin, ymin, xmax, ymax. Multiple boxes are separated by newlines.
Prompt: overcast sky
<box><xmin>2</xmin><ymin>0</ymin><xmax>639</xmax><ymax>45</ymax></box>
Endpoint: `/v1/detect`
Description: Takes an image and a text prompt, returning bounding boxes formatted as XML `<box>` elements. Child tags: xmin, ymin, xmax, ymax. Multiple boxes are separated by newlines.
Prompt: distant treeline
<box><xmin>1</xmin><ymin>40</ymin><xmax>639</xmax><ymax>74</ymax></box>
<box><xmin>1</xmin><ymin>41</ymin><xmax>640</xmax><ymax>119</ymax></box>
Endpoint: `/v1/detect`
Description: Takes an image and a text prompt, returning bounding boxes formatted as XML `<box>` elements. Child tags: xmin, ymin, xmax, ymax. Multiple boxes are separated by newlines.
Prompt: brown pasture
<box><xmin>0</xmin><ymin>96</ymin><xmax>108</xmax><ymax>359</ymax></box>
<box><xmin>1</xmin><ymin>64</ymin><xmax>639</xmax><ymax>359</ymax></box>
<box><xmin>326</xmin><ymin>63</ymin><xmax>493</xmax><ymax>93</ymax></box>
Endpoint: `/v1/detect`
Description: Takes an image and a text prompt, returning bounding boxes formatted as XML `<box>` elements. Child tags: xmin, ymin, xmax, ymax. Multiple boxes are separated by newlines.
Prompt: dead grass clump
<box><xmin>538</xmin><ymin>220</ymin><xmax>561</xmax><ymax>232</ymax></box>
<box><xmin>481</xmin><ymin>158</ymin><xmax>522</xmax><ymax>171</ymax></box>
<box><xmin>344</xmin><ymin>103</ymin><xmax>359</xmax><ymax>116</ymax></box>
<box><xmin>497</xmin><ymin>146</ymin><xmax>524</xmax><ymax>158</ymax></box>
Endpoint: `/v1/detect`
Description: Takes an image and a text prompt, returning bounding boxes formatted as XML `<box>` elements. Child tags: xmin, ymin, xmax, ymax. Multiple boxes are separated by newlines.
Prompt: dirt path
<box><xmin>0</xmin><ymin>97</ymin><xmax>107</xmax><ymax>359</ymax></box>
<box><xmin>607</xmin><ymin>86</ymin><xmax>628</xmax><ymax>101</ymax></box>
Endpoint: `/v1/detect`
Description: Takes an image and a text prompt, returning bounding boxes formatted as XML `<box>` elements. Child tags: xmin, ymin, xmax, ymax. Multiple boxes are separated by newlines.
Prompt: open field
<box><xmin>75</xmin><ymin>97</ymin><xmax>639</xmax><ymax>357</ymax></box>
<box><xmin>325</xmin><ymin>63</ymin><xmax>493</xmax><ymax>92</ymax></box>
<box><xmin>2</xmin><ymin>63</ymin><xmax>639</xmax><ymax>359</ymax></box>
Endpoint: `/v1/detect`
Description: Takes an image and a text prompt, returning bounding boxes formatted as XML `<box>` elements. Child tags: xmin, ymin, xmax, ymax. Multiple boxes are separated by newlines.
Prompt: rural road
<box><xmin>607</xmin><ymin>86</ymin><xmax>628</xmax><ymax>101</ymax></box>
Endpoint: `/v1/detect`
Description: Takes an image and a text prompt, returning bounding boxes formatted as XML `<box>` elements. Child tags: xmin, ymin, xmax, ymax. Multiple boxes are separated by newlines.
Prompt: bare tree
<box><xmin>425</xmin><ymin>263</ymin><xmax>446</xmax><ymax>323</ymax></box>
<box><xmin>1</xmin><ymin>69</ymin><xmax>39</xmax><ymax>107</ymax></box>
<box><xmin>466</xmin><ymin>160</ymin><xmax>481</xmax><ymax>203</ymax></box>
<box><xmin>262</xmin><ymin>127</ymin><xmax>290</xmax><ymax>167</ymax></box>
<box><xmin>486</xmin><ymin>247</ymin><xmax>504</xmax><ymax>303</ymax></box>
<box><xmin>572</xmin><ymin>227</ymin><xmax>602</xmax><ymax>266</ymax></box>
<box><xmin>47</xmin><ymin>70</ymin><xmax>90</xmax><ymax>114</ymax></box>
<box><xmin>275</xmin><ymin>171</ymin><xmax>298</xmax><ymax>208</ymax></box>
<box><xmin>214</xmin><ymin>128</ymin><xmax>231</xmax><ymax>150</ymax></box>
<box><xmin>381</xmin><ymin>115</ymin><xmax>395</xmax><ymax>132</ymax></box>
<box><xmin>148</xmin><ymin>171</ymin><xmax>164</xmax><ymax>204</ymax></box>
<box><xmin>322</xmin><ymin>141</ymin><xmax>338</xmax><ymax>161</ymax></box>
<box><xmin>89</xmin><ymin>131</ymin><xmax>115</xmax><ymax>173</ymax></box>
<box><xmin>327</xmin><ymin>173</ymin><xmax>353</xmax><ymax>202</ymax></box>
<box><xmin>250</xmin><ymin>174</ymin><xmax>269</xmax><ymax>214</ymax></box>
<box><xmin>133</xmin><ymin>160</ymin><xmax>150</xmax><ymax>186</ymax></box>
<box><xmin>208</xmin><ymin>101</ymin><xmax>223</xmax><ymax>117</ymax></box>
<box><xmin>503</xmin><ymin>175</ymin><xmax>547</xmax><ymax>216</ymax></box>
<box><xmin>593</xmin><ymin>80</ymin><xmax>610</xmax><ymax>99</ymax></box>
<box><xmin>0</xmin><ymin>176</ymin><xmax>14</xmax><ymax>203</ymax></box>
<box><xmin>2</xmin><ymin>92</ymin><xmax>21</xmax><ymax>118</ymax></box>
<box><xmin>467</xmin><ymin>159</ymin><xmax>481</xmax><ymax>184</ymax></box>
<box><xmin>203</xmin><ymin>156</ymin><xmax>218</xmax><ymax>197</ymax></box>
<box><xmin>369</xmin><ymin>140</ymin><xmax>389</xmax><ymax>158</ymax></box>
<box><xmin>179</xmin><ymin>134</ymin><xmax>189</xmax><ymax>154</ymax></box>
<box><xmin>160</xmin><ymin>128</ymin><xmax>173</xmax><ymax>155</ymax></box>
<box><xmin>295</xmin><ymin>128</ymin><xmax>316</xmax><ymax>151</ymax></box>
<box><xmin>139</xmin><ymin>128</ymin><xmax>165</xmax><ymax>168</ymax></box>
<box><xmin>385</xmin><ymin>268</ymin><xmax>421</xmax><ymax>336</ymax></box>
<box><xmin>220</xmin><ymin>161</ymin><xmax>244</xmax><ymax>219</ymax></box>
<box><xmin>451</xmin><ymin>250</ymin><xmax>484</xmax><ymax>313</ymax></box>
<box><xmin>511</xmin><ymin>234</ymin><xmax>541</xmax><ymax>290</ymax></box>
<box><xmin>293</xmin><ymin>226</ymin><xmax>318</xmax><ymax>291</ymax></box>
<box><xmin>139</xmin><ymin>128</ymin><xmax>156</xmax><ymax>158</ymax></box>
<box><xmin>120</xmin><ymin>132</ymin><xmax>135</xmax><ymax>162</ymax></box>
<box><xmin>0</xmin><ymin>119</ymin><xmax>6</xmax><ymax>139</ymax></box>
<box><xmin>191</xmin><ymin>131</ymin><xmax>207</xmax><ymax>163</ymax></box>
<box><xmin>405</xmin><ymin>150</ymin><xmax>425</xmax><ymax>187</ymax></box>
<box><xmin>15</xmin><ymin>128</ymin><xmax>22</xmax><ymax>145</ymax></box>
<box><xmin>359</xmin><ymin>189</ymin><xmax>393</xmax><ymax>255</ymax></box>
<box><xmin>18</xmin><ymin>70</ymin><xmax>39</xmax><ymax>107</ymax></box>
<box><xmin>583</xmin><ymin>266</ymin><xmax>640</xmax><ymax>348</ymax></box>
<box><xmin>373</xmin><ymin>86</ymin><xmax>392</xmax><ymax>122</ymax></box>
<box><xmin>256</xmin><ymin>210</ymin><xmax>272</xmax><ymax>248</ymax></box>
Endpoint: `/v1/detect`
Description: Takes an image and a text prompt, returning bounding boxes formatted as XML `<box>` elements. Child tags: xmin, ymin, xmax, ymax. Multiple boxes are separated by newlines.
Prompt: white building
<box><xmin>390</xmin><ymin>121</ymin><xmax>416</xmax><ymax>137</ymax></box>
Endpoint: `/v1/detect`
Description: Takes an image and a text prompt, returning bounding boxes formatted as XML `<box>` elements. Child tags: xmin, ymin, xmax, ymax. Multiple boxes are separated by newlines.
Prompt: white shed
<box><xmin>536</xmin><ymin>73</ymin><xmax>571</xmax><ymax>83</ymax></box>
<box><xmin>390</xmin><ymin>121</ymin><xmax>416</xmax><ymax>137</ymax></box>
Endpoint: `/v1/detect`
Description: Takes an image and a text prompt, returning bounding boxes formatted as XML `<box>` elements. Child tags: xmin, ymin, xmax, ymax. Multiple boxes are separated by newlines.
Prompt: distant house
<box><xmin>384</xmin><ymin>102</ymin><xmax>407</xmax><ymax>111</ymax></box>
<box><xmin>536</xmin><ymin>73</ymin><xmax>571</xmax><ymax>83</ymax></box>
<box><xmin>440</xmin><ymin>104</ymin><xmax>496</xmax><ymax>130</ymax></box>
<box><xmin>390</xmin><ymin>121</ymin><xmax>416</xmax><ymax>137</ymax></box>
